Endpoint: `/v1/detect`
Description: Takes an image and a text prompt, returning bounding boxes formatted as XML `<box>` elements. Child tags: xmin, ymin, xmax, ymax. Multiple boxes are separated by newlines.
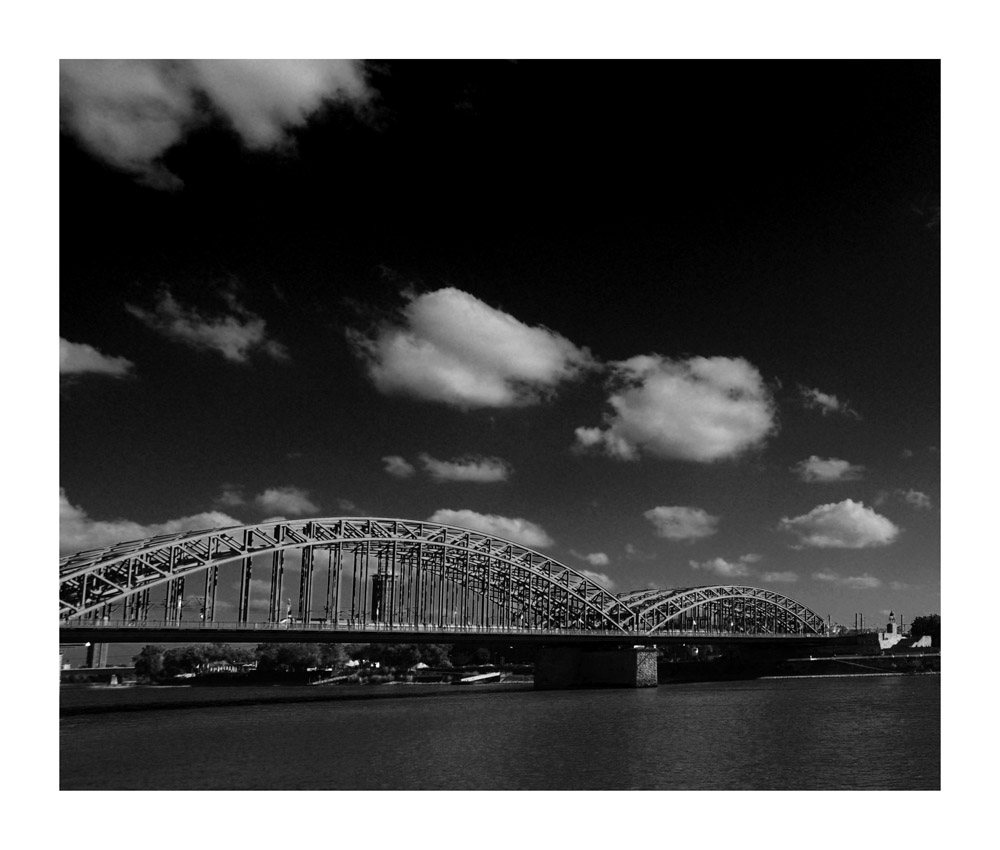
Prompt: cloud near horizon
<box><xmin>127</xmin><ymin>289</ymin><xmax>287</xmax><ymax>363</ymax></box>
<box><xmin>382</xmin><ymin>456</ymin><xmax>417</xmax><ymax>479</ymax></box>
<box><xmin>60</xmin><ymin>488</ymin><xmax>240</xmax><ymax>555</ymax></box>
<box><xmin>793</xmin><ymin>455</ymin><xmax>866</xmax><ymax>483</ymax></box>
<box><xmin>813</xmin><ymin>571</ymin><xmax>883</xmax><ymax>590</ymax></box>
<box><xmin>575</xmin><ymin>355</ymin><xmax>776</xmax><ymax>462</ymax></box>
<box><xmin>60</xmin><ymin>60</ymin><xmax>371</xmax><ymax>188</ymax></box>
<box><xmin>571</xmin><ymin>550</ymin><xmax>610</xmax><ymax>567</ymax></box>
<box><xmin>799</xmin><ymin>386</ymin><xmax>860</xmax><ymax>419</ymax></box>
<box><xmin>253</xmin><ymin>487</ymin><xmax>318</xmax><ymax>517</ymax></box>
<box><xmin>578</xmin><ymin>569</ymin><xmax>616</xmax><ymax>590</ymax></box>
<box><xmin>781</xmin><ymin>499</ymin><xmax>899</xmax><ymax>548</ymax></box>
<box><xmin>60</xmin><ymin>337</ymin><xmax>134</xmax><ymax>377</ymax></box>
<box><xmin>419</xmin><ymin>454</ymin><xmax>511</xmax><ymax>483</ymax></box>
<box><xmin>348</xmin><ymin>288</ymin><xmax>594</xmax><ymax>409</ymax></box>
<box><xmin>644</xmin><ymin>505</ymin><xmax>720</xmax><ymax>541</ymax></box>
<box><xmin>689</xmin><ymin>554</ymin><xmax>760</xmax><ymax>579</ymax></box>
<box><xmin>427</xmin><ymin>509</ymin><xmax>554</xmax><ymax>549</ymax></box>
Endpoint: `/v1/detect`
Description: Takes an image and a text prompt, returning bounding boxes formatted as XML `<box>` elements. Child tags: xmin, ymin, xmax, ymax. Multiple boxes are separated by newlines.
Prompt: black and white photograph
<box><xmin>35</xmin><ymin>3</ymin><xmax>989</xmax><ymax>826</ymax></box>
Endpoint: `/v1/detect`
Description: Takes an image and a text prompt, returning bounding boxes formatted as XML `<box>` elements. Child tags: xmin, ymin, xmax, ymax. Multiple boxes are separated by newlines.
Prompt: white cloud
<box><xmin>579</xmin><ymin>570</ymin><xmax>616</xmax><ymax>590</ymax></box>
<box><xmin>644</xmin><ymin>506</ymin><xmax>719</xmax><ymax>541</ymax></box>
<box><xmin>897</xmin><ymin>489</ymin><xmax>932</xmax><ymax>510</ymax></box>
<box><xmin>419</xmin><ymin>454</ymin><xmax>511</xmax><ymax>483</ymax></box>
<box><xmin>760</xmin><ymin>570</ymin><xmax>799</xmax><ymax>583</ymax></box>
<box><xmin>781</xmin><ymin>499</ymin><xmax>899</xmax><ymax>548</ymax></box>
<box><xmin>571</xmin><ymin>551</ymin><xmax>610</xmax><ymax>567</ymax></box>
<box><xmin>253</xmin><ymin>487</ymin><xmax>318</xmax><ymax>517</ymax></box>
<box><xmin>575</xmin><ymin>355</ymin><xmax>776</xmax><ymax>462</ymax></box>
<box><xmin>799</xmin><ymin>386</ymin><xmax>860</xmax><ymax>418</ymax></box>
<box><xmin>793</xmin><ymin>455</ymin><xmax>866</xmax><ymax>482</ymax></box>
<box><xmin>427</xmin><ymin>509</ymin><xmax>554</xmax><ymax>549</ymax></box>
<box><xmin>60</xmin><ymin>60</ymin><xmax>371</xmax><ymax>188</ymax></box>
<box><xmin>60</xmin><ymin>488</ymin><xmax>240</xmax><ymax>556</ymax></box>
<box><xmin>60</xmin><ymin>338</ymin><xmax>133</xmax><ymax>377</ymax></box>
<box><xmin>348</xmin><ymin>288</ymin><xmax>594</xmax><ymax>409</ymax></box>
<box><xmin>127</xmin><ymin>289</ymin><xmax>287</xmax><ymax>363</ymax></box>
<box><xmin>382</xmin><ymin>455</ymin><xmax>417</xmax><ymax>479</ymax></box>
<box><xmin>812</xmin><ymin>570</ymin><xmax>882</xmax><ymax>590</ymax></box>
<box><xmin>216</xmin><ymin>485</ymin><xmax>246</xmax><ymax>507</ymax></box>
<box><xmin>689</xmin><ymin>556</ymin><xmax>754</xmax><ymax>579</ymax></box>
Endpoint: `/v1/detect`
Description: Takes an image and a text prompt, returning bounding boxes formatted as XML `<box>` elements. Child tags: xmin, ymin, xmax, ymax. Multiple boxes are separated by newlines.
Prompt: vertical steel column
<box><xmin>269</xmin><ymin>545</ymin><xmax>285</xmax><ymax>623</ymax></box>
<box><xmin>414</xmin><ymin>542</ymin><xmax>423</xmax><ymax>625</ymax></box>
<box><xmin>299</xmin><ymin>543</ymin><xmax>314</xmax><ymax>623</ymax></box>
<box><xmin>238</xmin><ymin>530</ymin><xmax>253</xmax><ymax>625</ymax></box>
<box><xmin>325</xmin><ymin>547</ymin><xmax>334</xmax><ymax>622</ymax></box>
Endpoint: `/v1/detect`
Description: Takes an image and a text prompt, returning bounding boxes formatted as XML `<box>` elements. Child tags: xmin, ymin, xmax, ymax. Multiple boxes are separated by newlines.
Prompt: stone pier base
<box><xmin>534</xmin><ymin>646</ymin><xmax>658</xmax><ymax>689</ymax></box>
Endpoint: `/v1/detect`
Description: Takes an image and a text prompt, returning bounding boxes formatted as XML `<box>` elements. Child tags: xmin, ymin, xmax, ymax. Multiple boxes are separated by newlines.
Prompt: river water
<box><xmin>60</xmin><ymin>674</ymin><xmax>939</xmax><ymax>790</ymax></box>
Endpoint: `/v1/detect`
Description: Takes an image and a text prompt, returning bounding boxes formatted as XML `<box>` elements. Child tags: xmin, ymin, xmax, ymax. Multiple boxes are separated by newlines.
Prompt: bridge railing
<box><xmin>59</xmin><ymin>619</ymin><xmax>829</xmax><ymax>638</ymax></box>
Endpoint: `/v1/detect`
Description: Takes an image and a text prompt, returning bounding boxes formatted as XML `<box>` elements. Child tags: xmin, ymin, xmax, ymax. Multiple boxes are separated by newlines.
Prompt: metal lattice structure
<box><xmin>59</xmin><ymin>517</ymin><xmax>827</xmax><ymax>636</ymax></box>
<box><xmin>616</xmin><ymin>586</ymin><xmax>827</xmax><ymax>635</ymax></box>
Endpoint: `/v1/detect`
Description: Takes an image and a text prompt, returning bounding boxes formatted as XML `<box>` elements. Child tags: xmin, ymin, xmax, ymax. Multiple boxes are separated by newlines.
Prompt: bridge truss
<box><xmin>59</xmin><ymin>517</ymin><xmax>827</xmax><ymax>636</ymax></box>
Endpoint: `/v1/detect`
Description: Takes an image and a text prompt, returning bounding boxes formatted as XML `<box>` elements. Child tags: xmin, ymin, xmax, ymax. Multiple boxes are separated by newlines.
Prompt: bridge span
<box><xmin>60</xmin><ymin>517</ymin><xmax>835</xmax><ymax>687</ymax></box>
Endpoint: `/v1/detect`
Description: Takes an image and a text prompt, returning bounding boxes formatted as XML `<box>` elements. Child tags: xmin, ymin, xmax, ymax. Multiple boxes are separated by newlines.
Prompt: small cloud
<box><xmin>689</xmin><ymin>555</ymin><xmax>755</xmax><ymax>579</ymax></box>
<box><xmin>570</xmin><ymin>551</ymin><xmax>610</xmax><ymax>567</ymax></box>
<box><xmin>575</xmin><ymin>355</ymin><xmax>776</xmax><ymax>462</ymax></box>
<box><xmin>579</xmin><ymin>570</ymin><xmax>616</xmax><ymax>590</ymax></box>
<box><xmin>253</xmin><ymin>486</ymin><xmax>318</xmax><ymax>517</ymax></box>
<box><xmin>216</xmin><ymin>485</ymin><xmax>246</xmax><ymax>507</ymax></box>
<box><xmin>644</xmin><ymin>506</ymin><xmax>719</xmax><ymax>541</ymax></box>
<box><xmin>419</xmin><ymin>453</ymin><xmax>511</xmax><ymax>483</ymax></box>
<box><xmin>890</xmin><ymin>580</ymin><xmax>915</xmax><ymax>591</ymax></box>
<box><xmin>897</xmin><ymin>489</ymin><xmax>932</xmax><ymax>510</ymax></box>
<box><xmin>624</xmin><ymin>543</ymin><xmax>656</xmax><ymax>561</ymax></box>
<box><xmin>382</xmin><ymin>455</ymin><xmax>416</xmax><ymax>479</ymax></box>
<box><xmin>901</xmin><ymin>448</ymin><xmax>915</xmax><ymax>459</ymax></box>
<box><xmin>348</xmin><ymin>287</ymin><xmax>594</xmax><ymax>409</ymax></box>
<box><xmin>780</xmin><ymin>499</ymin><xmax>899</xmax><ymax>548</ymax></box>
<box><xmin>811</xmin><ymin>570</ymin><xmax>883</xmax><ymax>590</ymax></box>
<box><xmin>60</xmin><ymin>338</ymin><xmax>133</xmax><ymax>377</ymax></box>
<box><xmin>336</xmin><ymin>499</ymin><xmax>357</xmax><ymax>513</ymax></box>
<box><xmin>799</xmin><ymin>386</ymin><xmax>860</xmax><ymax>419</ymax></box>
<box><xmin>427</xmin><ymin>509</ymin><xmax>553</xmax><ymax>549</ymax></box>
<box><xmin>760</xmin><ymin>570</ymin><xmax>798</xmax><ymax>583</ymax></box>
<box><xmin>127</xmin><ymin>289</ymin><xmax>287</xmax><ymax>363</ymax></box>
<box><xmin>793</xmin><ymin>456</ymin><xmax>865</xmax><ymax>483</ymax></box>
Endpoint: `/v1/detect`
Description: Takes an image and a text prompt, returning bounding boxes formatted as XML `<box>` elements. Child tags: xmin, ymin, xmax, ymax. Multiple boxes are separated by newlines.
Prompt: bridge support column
<box><xmin>85</xmin><ymin>642</ymin><xmax>109</xmax><ymax>669</ymax></box>
<box><xmin>534</xmin><ymin>646</ymin><xmax>658</xmax><ymax>690</ymax></box>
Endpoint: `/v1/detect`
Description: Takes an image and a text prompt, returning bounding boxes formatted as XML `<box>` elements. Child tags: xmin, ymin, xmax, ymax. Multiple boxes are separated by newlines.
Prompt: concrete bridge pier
<box><xmin>85</xmin><ymin>642</ymin><xmax>108</xmax><ymax>668</ymax></box>
<box><xmin>534</xmin><ymin>645</ymin><xmax>658</xmax><ymax>690</ymax></box>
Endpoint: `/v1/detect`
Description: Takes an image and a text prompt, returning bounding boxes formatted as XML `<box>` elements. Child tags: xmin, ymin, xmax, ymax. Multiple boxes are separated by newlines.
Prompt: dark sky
<box><xmin>60</xmin><ymin>60</ymin><xmax>940</xmax><ymax>632</ymax></box>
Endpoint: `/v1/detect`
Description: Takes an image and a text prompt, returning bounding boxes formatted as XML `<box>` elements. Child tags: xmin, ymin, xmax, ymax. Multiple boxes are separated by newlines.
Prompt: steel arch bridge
<box><xmin>59</xmin><ymin>517</ymin><xmax>827</xmax><ymax>637</ymax></box>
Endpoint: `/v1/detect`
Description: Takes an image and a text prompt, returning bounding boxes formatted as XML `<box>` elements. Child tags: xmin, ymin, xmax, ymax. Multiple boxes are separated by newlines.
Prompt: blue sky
<box><xmin>59</xmin><ymin>59</ymin><xmax>940</xmax><ymax>629</ymax></box>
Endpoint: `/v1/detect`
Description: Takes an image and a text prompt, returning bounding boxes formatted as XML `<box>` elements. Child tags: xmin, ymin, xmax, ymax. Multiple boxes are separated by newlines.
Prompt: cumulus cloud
<box><xmin>348</xmin><ymin>288</ymin><xmax>594</xmax><ymax>409</ymax></box>
<box><xmin>799</xmin><ymin>386</ymin><xmax>860</xmax><ymax>419</ymax></box>
<box><xmin>571</xmin><ymin>551</ymin><xmax>610</xmax><ymax>567</ymax></box>
<box><xmin>793</xmin><ymin>455</ymin><xmax>866</xmax><ymax>483</ymax></box>
<box><xmin>60</xmin><ymin>488</ymin><xmax>240</xmax><ymax>556</ymax></box>
<box><xmin>760</xmin><ymin>570</ymin><xmax>799</xmax><ymax>583</ymax></box>
<box><xmin>419</xmin><ymin>454</ymin><xmax>511</xmax><ymax>483</ymax></box>
<box><xmin>781</xmin><ymin>499</ymin><xmax>899</xmax><ymax>548</ymax></box>
<box><xmin>126</xmin><ymin>289</ymin><xmax>287</xmax><ymax>363</ymax></box>
<box><xmin>689</xmin><ymin>555</ymin><xmax>757</xmax><ymax>579</ymax></box>
<box><xmin>216</xmin><ymin>485</ymin><xmax>246</xmax><ymax>507</ymax></box>
<box><xmin>60</xmin><ymin>338</ymin><xmax>133</xmax><ymax>377</ymax></box>
<box><xmin>254</xmin><ymin>487</ymin><xmax>318</xmax><ymax>517</ymax></box>
<box><xmin>575</xmin><ymin>355</ymin><xmax>776</xmax><ymax>462</ymax></box>
<box><xmin>897</xmin><ymin>489</ymin><xmax>932</xmax><ymax>510</ymax></box>
<box><xmin>579</xmin><ymin>570</ymin><xmax>616</xmax><ymax>590</ymax></box>
<box><xmin>60</xmin><ymin>60</ymin><xmax>371</xmax><ymax>188</ymax></box>
<box><xmin>427</xmin><ymin>509</ymin><xmax>554</xmax><ymax>549</ymax></box>
<box><xmin>644</xmin><ymin>506</ymin><xmax>719</xmax><ymax>541</ymax></box>
<box><xmin>812</xmin><ymin>570</ymin><xmax>882</xmax><ymax>590</ymax></box>
<box><xmin>382</xmin><ymin>455</ymin><xmax>417</xmax><ymax>479</ymax></box>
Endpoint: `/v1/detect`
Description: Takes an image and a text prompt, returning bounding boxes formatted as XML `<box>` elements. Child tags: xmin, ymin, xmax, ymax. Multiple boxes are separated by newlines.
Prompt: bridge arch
<box><xmin>59</xmin><ymin>517</ymin><xmax>635</xmax><ymax>632</ymax></box>
<box><xmin>616</xmin><ymin>585</ymin><xmax>827</xmax><ymax>635</ymax></box>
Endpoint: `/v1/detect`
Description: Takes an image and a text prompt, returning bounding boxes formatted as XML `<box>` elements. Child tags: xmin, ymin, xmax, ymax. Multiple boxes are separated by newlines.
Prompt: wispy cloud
<box><xmin>254</xmin><ymin>487</ymin><xmax>318</xmax><ymax>517</ymax></box>
<box><xmin>419</xmin><ymin>454</ymin><xmax>511</xmax><ymax>483</ymax></box>
<box><xmin>689</xmin><ymin>554</ymin><xmax>759</xmax><ymax>579</ymax></box>
<box><xmin>127</xmin><ymin>289</ymin><xmax>287</xmax><ymax>363</ymax></box>
<box><xmin>60</xmin><ymin>60</ymin><xmax>372</xmax><ymax>188</ymax></box>
<box><xmin>579</xmin><ymin>570</ymin><xmax>616</xmax><ymax>590</ymax></box>
<box><xmin>812</xmin><ymin>571</ymin><xmax>883</xmax><ymax>590</ymax></box>
<box><xmin>571</xmin><ymin>550</ymin><xmax>610</xmax><ymax>567</ymax></box>
<box><xmin>782</xmin><ymin>499</ymin><xmax>899</xmax><ymax>548</ymax></box>
<box><xmin>60</xmin><ymin>338</ymin><xmax>133</xmax><ymax>377</ymax></box>
<box><xmin>428</xmin><ymin>509</ymin><xmax>554</xmax><ymax>549</ymax></box>
<box><xmin>382</xmin><ymin>455</ymin><xmax>417</xmax><ymax>479</ymax></box>
<box><xmin>348</xmin><ymin>288</ymin><xmax>594</xmax><ymax>409</ymax></box>
<box><xmin>60</xmin><ymin>488</ymin><xmax>239</xmax><ymax>555</ymax></box>
<box><xmin>644</xmin><ymin>506</ymin><xmax>719</xmax><ymax>541</ymax></box>
<box><xmin>575</xmin><ymin>355</ymin><xmax>776</xmax><ymax>462</ymax></box>
<box><xmin>760</xmin><ymin>570</ymin><xmax>799</xmax><ymax>583</ymax></box>
<box><xmin>799</xmin><ymin>385</ymin><xmax>860</xmax><ymax>419</ymax></box>
<box><xmin>897</xmin><ymin>489</ymin><xmax>933</xmax><ymax>510</ymax></box>
<box><xmin>793</xmin><ymin>455</ymin><xmax>865</xmax><ymax>483</ymax></box>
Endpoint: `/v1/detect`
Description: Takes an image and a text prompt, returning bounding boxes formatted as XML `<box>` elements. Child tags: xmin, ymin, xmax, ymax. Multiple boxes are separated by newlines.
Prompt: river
<box><xmin>60</xmin><ymin>674</ymin><xmax>939</xmax><ymax>790</ymax></box>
